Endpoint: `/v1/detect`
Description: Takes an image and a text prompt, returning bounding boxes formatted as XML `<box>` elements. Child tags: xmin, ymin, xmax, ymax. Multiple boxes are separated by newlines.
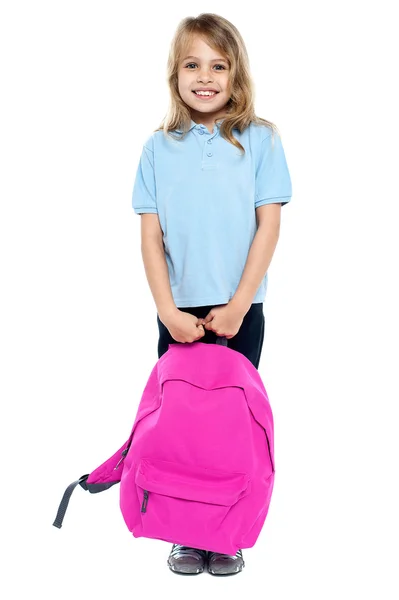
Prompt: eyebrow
<box><xmin>182</xmin><ymin>55</ymin><xmax>228</xmax><ymax>63</ymax></box>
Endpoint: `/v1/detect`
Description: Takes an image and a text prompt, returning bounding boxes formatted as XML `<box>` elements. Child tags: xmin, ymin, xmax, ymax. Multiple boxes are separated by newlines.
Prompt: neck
<box><xmin>190</xmin><ymin>109</ymin><xmax>228</xmax><ymax>130</ymax></box>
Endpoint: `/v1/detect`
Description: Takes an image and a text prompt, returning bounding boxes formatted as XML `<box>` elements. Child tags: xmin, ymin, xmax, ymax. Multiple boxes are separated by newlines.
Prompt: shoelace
<box><xmin>208</xmin><ymin>549</ymin><xmax>243</xmax><ymax>562</ymax></box>
<box><xmin>170</xmin><ymin>544</ymin><xmax>208</xmax><ymax>561</ymax></box>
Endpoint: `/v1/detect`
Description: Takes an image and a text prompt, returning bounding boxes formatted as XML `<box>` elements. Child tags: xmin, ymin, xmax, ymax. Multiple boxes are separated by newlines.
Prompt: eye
<box><xmin>184</xmin><ymin>63</ymin><xmax>226</xmax><ymax>70</ymax></box>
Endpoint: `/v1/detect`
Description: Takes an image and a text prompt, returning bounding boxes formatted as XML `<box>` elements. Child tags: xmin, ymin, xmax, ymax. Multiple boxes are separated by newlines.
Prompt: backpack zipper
<box><xmin>141</xmin><ymin>490</ymin><xmax>149</xmax><ymax>513</ymax></box>
<box><xmin>114</xmin><ymin>431</ymin><xmax>136</xmax><ymax>470</ymax></box>
<box><xmin>114</xmin><ymin>447</ymin><xmax>129</xmax><ymax>470</ymax></box>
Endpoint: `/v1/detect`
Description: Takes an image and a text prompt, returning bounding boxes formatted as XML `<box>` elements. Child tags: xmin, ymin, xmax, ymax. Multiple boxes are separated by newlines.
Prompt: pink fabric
<box><xmin>87</xmin><ymin>341</ymin><xmax>275</xmax><ymax>555</ymax></box>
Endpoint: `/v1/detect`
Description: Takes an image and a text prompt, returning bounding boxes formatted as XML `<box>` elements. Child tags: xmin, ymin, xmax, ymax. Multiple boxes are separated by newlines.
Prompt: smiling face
<box><xmin>178</xmin><ymin>35</ymin><xmax>232</xmax><ymax>126</ymax></box>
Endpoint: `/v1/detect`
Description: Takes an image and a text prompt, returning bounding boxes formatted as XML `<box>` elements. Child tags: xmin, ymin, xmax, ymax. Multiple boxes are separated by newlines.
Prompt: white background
<box><xmin>1</xmin><ymin>1</ymin><xmax>398</xmax><ymax>599</ymax></box>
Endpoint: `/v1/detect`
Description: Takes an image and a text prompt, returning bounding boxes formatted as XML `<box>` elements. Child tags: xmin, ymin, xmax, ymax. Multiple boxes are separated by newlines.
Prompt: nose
<box><xmin>197</xmin><ymin>66</ymin><xmax>213</xmax><ymax>83</ymax></box>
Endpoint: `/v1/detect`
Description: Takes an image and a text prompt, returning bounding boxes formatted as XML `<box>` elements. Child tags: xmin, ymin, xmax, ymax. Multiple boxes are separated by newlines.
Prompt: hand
<box><xmin>161</xmin><ymin>309</ymin><xmax>205</xmax><ymax>343</ymax></box>
<box><xmin>199</xmin><ymin>303</ymin><xmax>245</xmax><ymax>339</ymax></box>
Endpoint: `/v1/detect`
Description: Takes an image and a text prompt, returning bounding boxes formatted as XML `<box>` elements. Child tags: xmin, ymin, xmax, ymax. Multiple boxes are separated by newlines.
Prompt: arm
<box><xmin>229</xmin><ymin>203</ymin><xmax>281</xmax><ymax>315</ymax></box>
<box><xmin>140</xmin><ymin>214</ymin><xmax>178</xmax><ymax>322</ymax></box>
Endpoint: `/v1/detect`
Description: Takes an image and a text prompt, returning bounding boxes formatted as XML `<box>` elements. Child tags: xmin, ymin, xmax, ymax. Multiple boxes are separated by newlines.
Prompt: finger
<box><xmin>196</xmin><ymin>325</ymin><xmax>205</xmax><ymax>339</ymax></box>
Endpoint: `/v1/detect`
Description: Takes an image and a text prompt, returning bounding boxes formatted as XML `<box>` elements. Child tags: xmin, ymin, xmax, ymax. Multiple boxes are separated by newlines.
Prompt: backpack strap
<box><xmin>53</xmin><ymin>473</ymin><xmax>121</xmax><ymax>528</ymax></box>
<box><xmin>215</xmin><ymin>336</ymin><xmax>228</xmax><ymax>346</ymax></box>
<box><xmin>52</xmin><ymin>474</ymin><xmax>90</xmax><ymax>529</ymax></box>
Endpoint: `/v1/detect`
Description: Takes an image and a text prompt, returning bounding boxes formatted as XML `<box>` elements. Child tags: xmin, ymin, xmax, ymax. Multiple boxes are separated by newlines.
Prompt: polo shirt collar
<box><xmin>175</xmin><ymin>118</ymin><xmax>225</xmax><ymax>134</ymax></box>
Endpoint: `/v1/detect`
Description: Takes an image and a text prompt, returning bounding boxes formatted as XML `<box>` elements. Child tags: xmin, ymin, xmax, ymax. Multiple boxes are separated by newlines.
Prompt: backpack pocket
<box><xmin>134</xmin><ymin>457</ymin><xmax>251</xmax><ymax>551</ymax></box>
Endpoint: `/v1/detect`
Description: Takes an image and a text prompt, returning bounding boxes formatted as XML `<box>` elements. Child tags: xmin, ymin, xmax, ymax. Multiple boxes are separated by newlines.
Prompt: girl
<box><xmin>132</xmin><ymin>13</ymin><xmax>292</xmax><ymax>576</ymax></box>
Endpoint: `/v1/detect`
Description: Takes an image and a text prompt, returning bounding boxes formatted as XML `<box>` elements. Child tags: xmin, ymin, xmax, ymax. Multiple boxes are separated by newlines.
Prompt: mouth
<box><xmin>192</xmin><ymin>90</ymin><xmax>219</xmax><ymax>100</ymax></box>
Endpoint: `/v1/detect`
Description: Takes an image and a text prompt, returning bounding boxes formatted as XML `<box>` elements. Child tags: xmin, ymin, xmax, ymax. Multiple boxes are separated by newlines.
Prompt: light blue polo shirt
<box><xmin>132</xmin><ymin>118</ymin><xmax>292</xmax><ymax>308</ymax></box>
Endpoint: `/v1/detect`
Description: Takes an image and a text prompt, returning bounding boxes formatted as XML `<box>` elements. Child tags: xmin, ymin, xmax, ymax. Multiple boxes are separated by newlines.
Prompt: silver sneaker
<box><xmin>167</xmin><ymin>544</ymin><xmax>208</xmax><ymax>575</ymax></box>
<box><xmin>207</xmin><ymin>549</ymin><xmax>245</xmax><ymax>576</ymax></box>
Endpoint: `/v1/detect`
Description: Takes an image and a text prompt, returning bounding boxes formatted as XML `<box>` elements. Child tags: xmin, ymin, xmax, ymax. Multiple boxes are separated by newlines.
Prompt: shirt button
<box><xmin>206</xmin><ymin>152</ymin><xmax>213</xmax><ymax>157</ymax></box>
<box><xmin>198</xmin><ymin>130</ymin><xmax>204</xmax><ymax>135</ymax></box>
<box><xmin>207</xmin><ymin>139</ymin><xmax>212</xmax><ymax>144</ymax></box>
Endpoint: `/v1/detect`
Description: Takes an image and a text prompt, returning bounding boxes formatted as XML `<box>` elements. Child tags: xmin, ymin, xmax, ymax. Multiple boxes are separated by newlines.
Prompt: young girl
<box><xmin>132</xmin><ymin>13</ymin><xmax>292</xmax><ymax>576</ymax></box>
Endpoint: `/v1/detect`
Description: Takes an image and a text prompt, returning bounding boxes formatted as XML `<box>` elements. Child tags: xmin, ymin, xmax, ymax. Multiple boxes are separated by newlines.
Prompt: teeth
<box><xmin>195</xmin><ymin>91</ymin><xmax>216</xmax><ymax>96</ymax></box>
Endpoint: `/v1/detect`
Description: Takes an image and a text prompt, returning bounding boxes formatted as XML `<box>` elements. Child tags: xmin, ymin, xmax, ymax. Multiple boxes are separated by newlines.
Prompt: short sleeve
<box><xmin>255</xmin><ymin>131</ymin><xmax>292</xmax><ymax>208</ymax></box>
<box><xmin>131</xmin><ymin>143</ymin><xmax>158</xmax><ymax>214</ymax></box>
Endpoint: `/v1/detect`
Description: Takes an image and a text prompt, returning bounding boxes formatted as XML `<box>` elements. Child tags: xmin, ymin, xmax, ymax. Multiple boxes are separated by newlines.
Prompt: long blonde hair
<box><xmin>154</xmin><ymin>13</ymin><xmax>279</xmax><ymax>154</ymax></box>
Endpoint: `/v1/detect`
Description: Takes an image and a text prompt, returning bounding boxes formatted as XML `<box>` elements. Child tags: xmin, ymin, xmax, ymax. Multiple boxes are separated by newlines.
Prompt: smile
<box><xmin>192</xmin><ymin>91</ymin><xmax>219</xmax><ymax>100</ymax></box>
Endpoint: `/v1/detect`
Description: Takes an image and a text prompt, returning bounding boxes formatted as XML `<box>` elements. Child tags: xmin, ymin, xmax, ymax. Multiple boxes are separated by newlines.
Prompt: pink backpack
<box><xmin>53</xmin><ymin>338</ymin><xmax>275</xmax><ymax>555</ymax></box>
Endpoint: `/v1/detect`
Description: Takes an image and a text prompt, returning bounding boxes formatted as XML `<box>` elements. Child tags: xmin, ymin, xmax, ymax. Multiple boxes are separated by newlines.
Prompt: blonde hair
<box><xmin>154</xmin><ymin>13</ymin><xmax>279</xmax><ymax>155</ymax></box>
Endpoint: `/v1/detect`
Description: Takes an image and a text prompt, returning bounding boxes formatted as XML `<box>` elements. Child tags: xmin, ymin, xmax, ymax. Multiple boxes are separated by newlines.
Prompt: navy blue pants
<box><xmin>157</xmin><ymin>303</ymin><xmax>265</xmax><ymax>370</ymax></box>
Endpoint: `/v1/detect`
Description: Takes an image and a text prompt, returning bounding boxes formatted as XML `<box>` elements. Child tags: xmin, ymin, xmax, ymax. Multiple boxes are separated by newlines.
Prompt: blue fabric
<box><xmin>132</xmin><ymin>119</ymin><xmax>292</xmax><ymax>307</ymax></box>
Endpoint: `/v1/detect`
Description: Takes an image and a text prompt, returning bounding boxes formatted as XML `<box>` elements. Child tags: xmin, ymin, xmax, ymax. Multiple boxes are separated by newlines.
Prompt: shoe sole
<box><xmin>168</xmin><ymin>565</ymin><xmax>204</xmax><ymax>575</ymax></box>
<box><xmin>208</xmin><ymin>563</ymin><xmax>245</xmax><ymax>576</ymax></box>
